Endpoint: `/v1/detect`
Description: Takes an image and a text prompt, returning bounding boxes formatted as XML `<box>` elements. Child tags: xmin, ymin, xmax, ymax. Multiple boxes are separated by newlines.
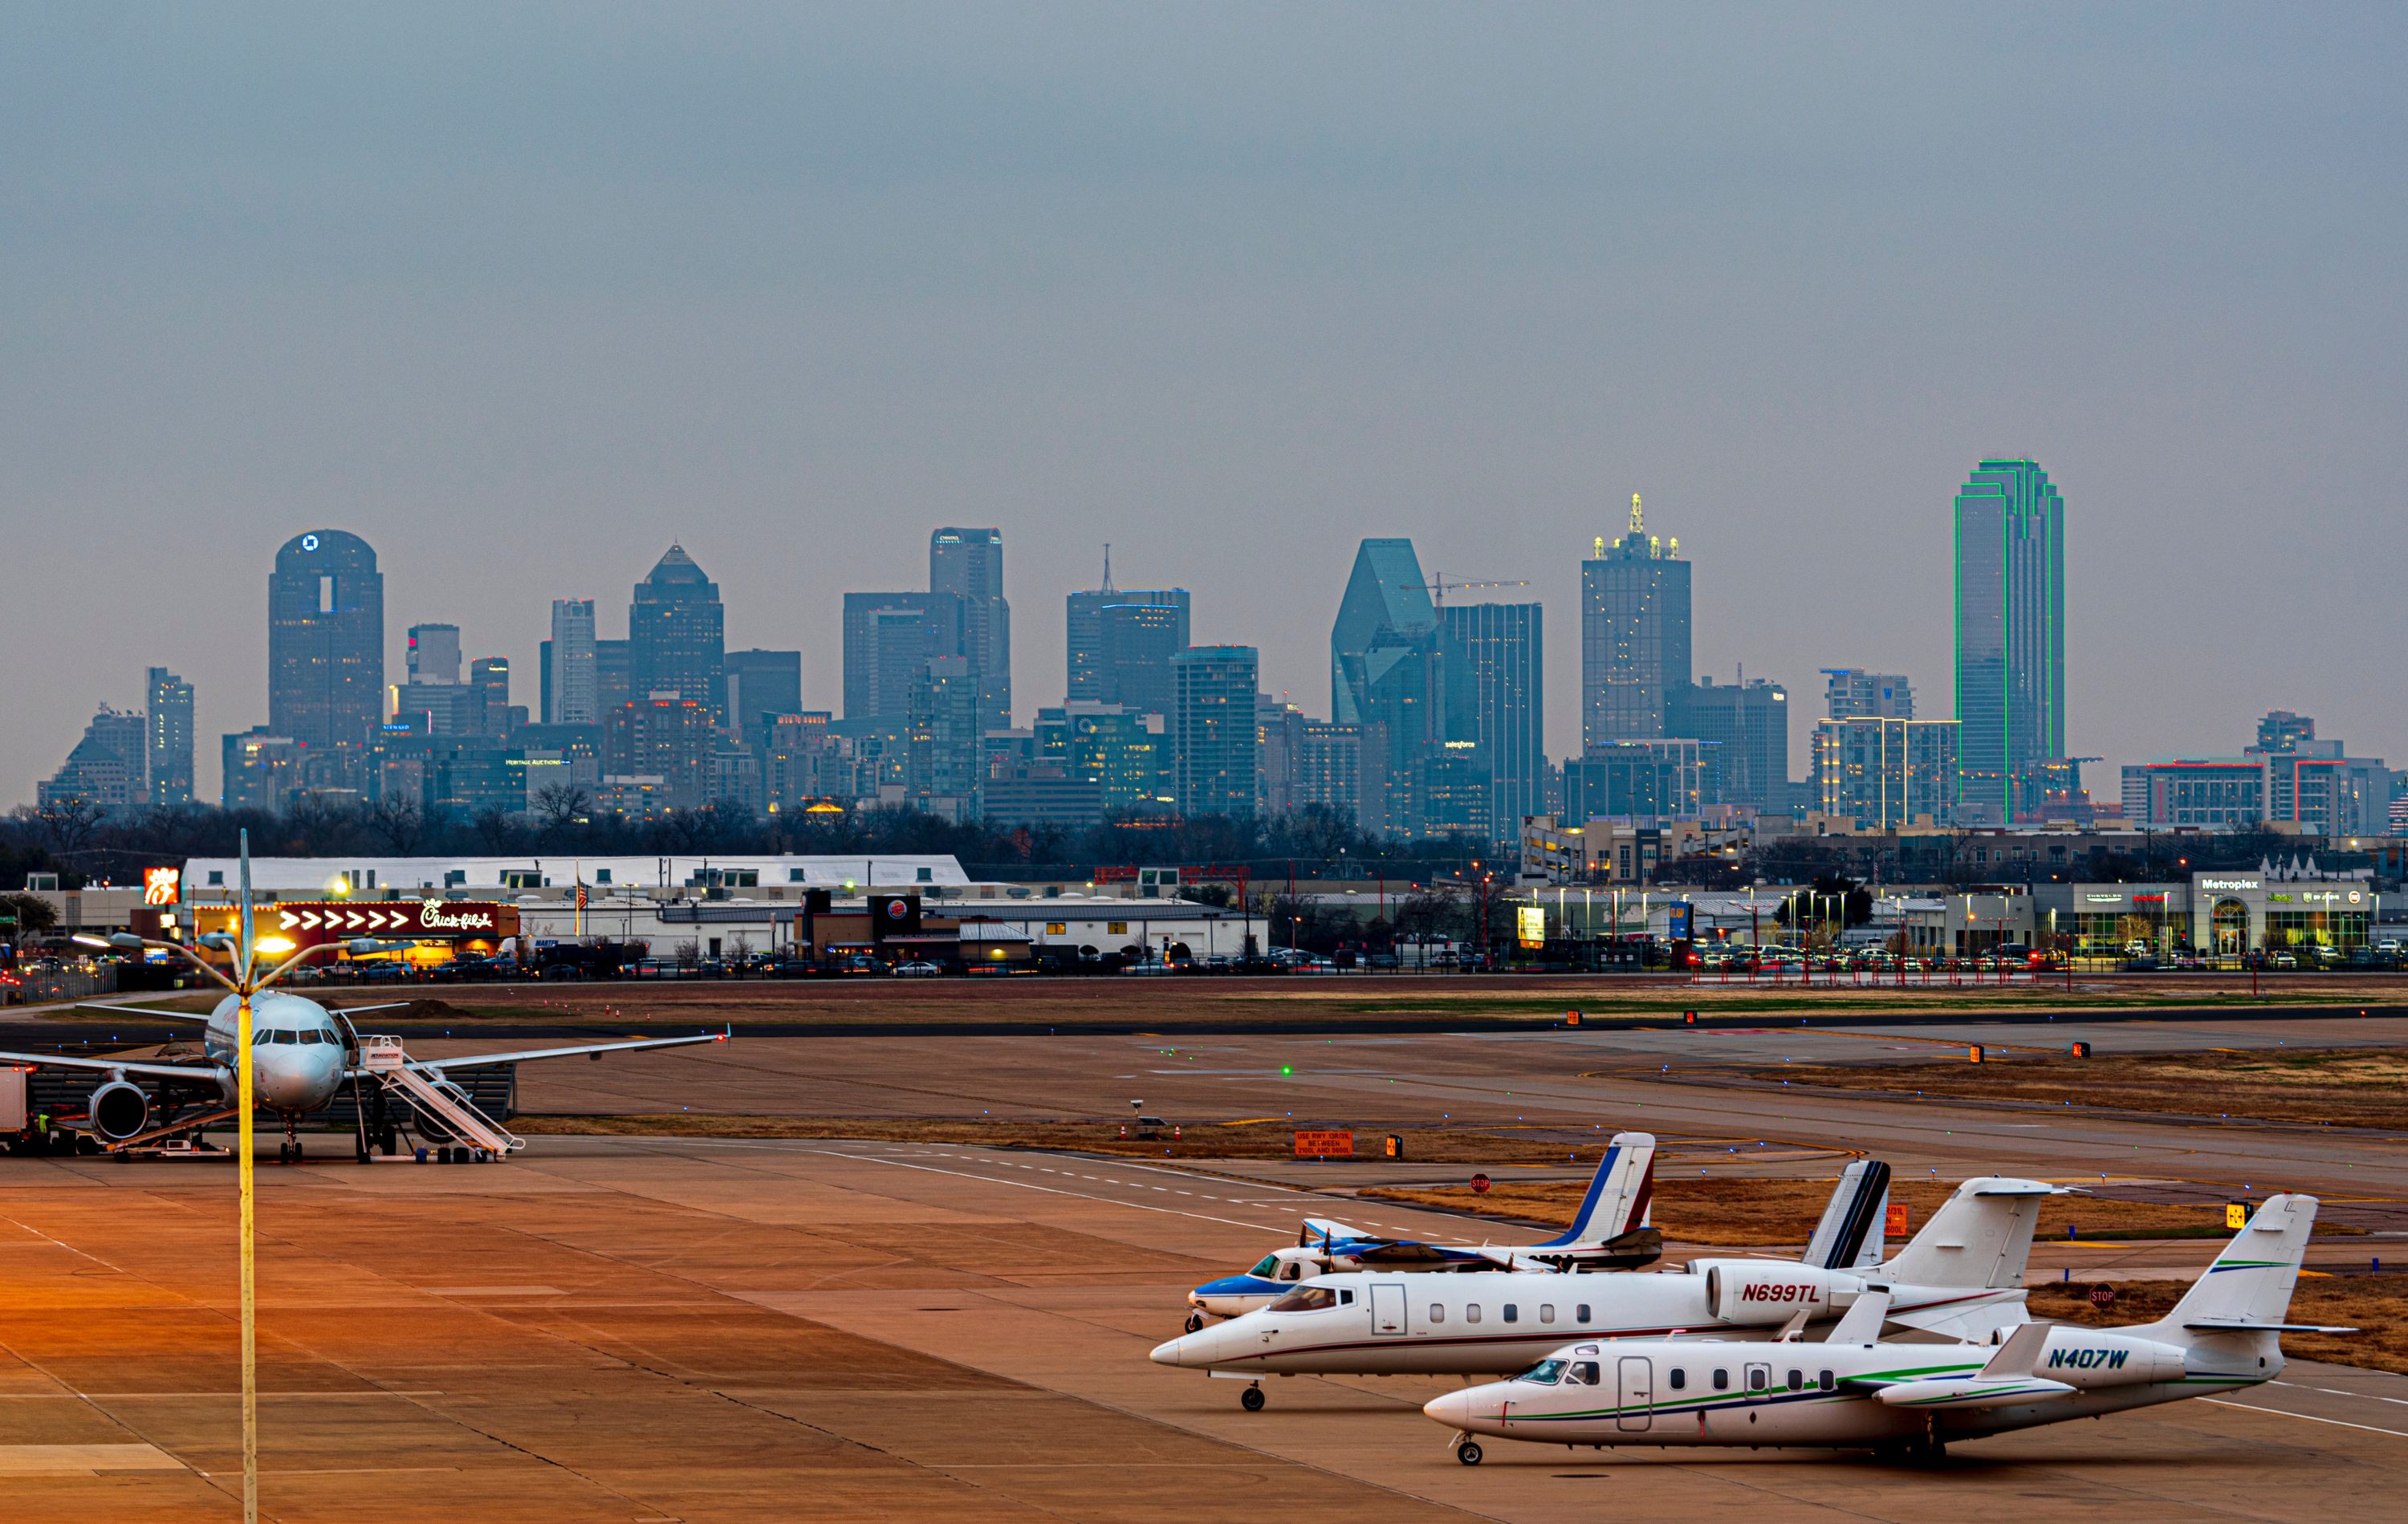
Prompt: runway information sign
<box><xmin>1293</xmin><ymin>1129</ymin><xmax>1352</xmax><ymax>1156</ymax></box>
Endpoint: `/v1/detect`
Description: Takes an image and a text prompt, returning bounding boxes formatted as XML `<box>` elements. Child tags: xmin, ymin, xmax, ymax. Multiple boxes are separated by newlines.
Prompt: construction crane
<box><xmin>1420</xmin><ymin>575</ymin><xmax>1531</xmax><ymax>608</ymax></box>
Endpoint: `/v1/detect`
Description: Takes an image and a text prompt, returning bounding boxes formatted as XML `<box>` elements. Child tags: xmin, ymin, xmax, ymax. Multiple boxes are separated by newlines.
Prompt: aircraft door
<box><xmin>1370</xmin><ymin>1282</ymin><xmax>1406</xmax><ymax>1335</ymax></box>
<box><xmin>1616</xmin><ymin>1356</ymin><xmax>1653</xmax><ymax>1432</ymax></box>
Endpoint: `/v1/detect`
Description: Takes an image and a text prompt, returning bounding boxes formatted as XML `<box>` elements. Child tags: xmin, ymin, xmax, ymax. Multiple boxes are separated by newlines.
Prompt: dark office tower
<box><xmin>595</xmin><ymin>639</ymin><xmax>633</xmax><ymax>717</ymax></box>
<box><xmin>1066</xmin><ymin>561</ymin><xmax>1190</xmax><ymax>701</ymax></box>
<box><xmin>905</xmin><ymin>655</ymin><xmax>986</xmax><ymax>814</ymax></box>
<box><xmin>470</xmin><ymin>657</ymin><xmax>511</xmax><ymax>736</ymax></box>
<box><xmin>548</xmin><ymin>599</ymin><xmax>598</xmax><ymax>724</ymax></box>
<box><xmin>724</xmin><ymin>648</ymin><xmax>803</xmax><ymax>743</ymax></box>
<box><xmin>1441</xmin><ymin>603</ymin><xmax>1544</xmax><ymax>839</ymax></box>
<box><xmin>1952</xmin><ymin>459</ymin><xmax>2065</xmax><ymax>823</ymax></box>
<box><xmin>268</xmin><ymin>529</ymin><xmax>384</xmax><ymax>750</ymax></box>
<box><xmin>930</xmin><ymin>527</ymin><xmax>1011</xmax><ymax>729</ymax></box>
<box><xmin>841</xmin><ymin>592</ymin><xmax>966</xmax><ymax>720</ymax></box>
<box><xmin>1331</xmin><ymin>538</ymin><xmax>1446</xmax><ymax>831</ymax></box>
<box><xmin>1668</xmin><ymin>676</ymin><xmax>1791</xmax><ymax>814</ymax></box>
<box><xmin>1580</xmin><ymin>494</ymin><xmax>1690</xmax><ymax>747</ymax></box>
<box><xmin>1172</xmin><ymin>646</ymin><xmax>1260</xmax><ymax>818</ymax></box>
<box><xmin>145</xmin><ymin>667</ymin><xmax>194</xmax><ymax>806</ymax></box>
<box><xmin>630</xmin><ymin>543</ymin><xmax>727</xmax><ymax>724</ymax></box>
<box><xmin>406</xmin><ymin>624</ymin><xmax>461</xmax><ymax>685</ymax></box>
<box><xmin>1097</xmin><ymin>603</ymin><xmax>1186</xmax><ymax>715</ymax></box>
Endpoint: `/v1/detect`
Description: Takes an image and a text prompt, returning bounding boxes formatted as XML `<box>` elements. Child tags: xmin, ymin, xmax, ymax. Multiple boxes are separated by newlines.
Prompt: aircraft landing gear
<box><xmin>1184</xmin><ymin>1311</ymin><xmax>1204</xmax><ymax>1333</ymax></box>
<box><xmin>1456</xmin><ymin>1440</ymin><xmax>1483</xmax><ymax>1466</ymax></box>
<box><xmin>1239</xmin><ymin>1384</ymin><xmax>1265</xmax><ymax>1412</ymax></box>
<box><xmin>278</xmin><ymin>1118</ymin><xmax>303</xmax><ymax>1164</ymax></box>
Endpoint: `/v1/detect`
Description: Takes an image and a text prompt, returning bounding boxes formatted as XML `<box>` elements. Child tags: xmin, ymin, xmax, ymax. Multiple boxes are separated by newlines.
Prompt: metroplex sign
<box><xmin>273</xmin><ymin>899</ymin><xmax>516</xmax><ymax>944</ymax></box>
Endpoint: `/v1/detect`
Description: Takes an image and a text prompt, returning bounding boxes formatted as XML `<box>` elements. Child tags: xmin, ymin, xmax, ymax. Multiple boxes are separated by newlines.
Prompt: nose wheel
<box><xmin>1455</xmin><ymin>1440</ymin><xmax>1483</xmax><ymax>1466</ymax></box>
<box><xmin>1239</xmin><ymin>1385</ymin><xmax>1265</xmax><ymax>1412</ymax></box>
<box><xmin>1184</xmin><ymin>1311</ymin><xmax>1204</xmax><ymax>1333</ymax></box>
<box><xmin>277</xmin><ymin>1120</ymin><xmax>303</xmax><ymax>1164</ymax></box>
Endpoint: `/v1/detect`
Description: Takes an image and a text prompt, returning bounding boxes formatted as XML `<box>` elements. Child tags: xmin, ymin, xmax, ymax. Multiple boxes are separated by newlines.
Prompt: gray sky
<box><xmin>6</xmin><ymin>3</ymin><xmax>2403</xmax><ymax>808</ymax></box>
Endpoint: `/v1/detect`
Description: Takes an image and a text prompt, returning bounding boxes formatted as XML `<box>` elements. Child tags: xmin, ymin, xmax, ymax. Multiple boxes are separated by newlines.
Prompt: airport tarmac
<box><xmin>1</xmin><ymin>1125</ymin><xmax>2403</xmax><ymax>1522</ymax></box>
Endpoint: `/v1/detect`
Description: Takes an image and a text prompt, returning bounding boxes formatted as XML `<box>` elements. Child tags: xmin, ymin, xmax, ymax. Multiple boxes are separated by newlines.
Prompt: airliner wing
<box><xmin>74</xmin><ymin>1002</ymin><xmax>211</xmax><ymax>1022</ymax></box>
<box><xmin>1300</xmin><ymin>1217</ymin><xmax>1365</xmax><ymax>1245</ymax></box>
<box><xmin>327</xmin><ymin>1002</ymin><xmax>413</xmax><ymax>1016</ymax></box>
<box><xmin>0</xmin><ymin>1049</ymin><xmax>222</xmax><ymax>1083</ymax></box>
<box><xmin>403</xmin><ymin>1030</ymin><xmax>728</xmax><ymax>1071</ymax></box>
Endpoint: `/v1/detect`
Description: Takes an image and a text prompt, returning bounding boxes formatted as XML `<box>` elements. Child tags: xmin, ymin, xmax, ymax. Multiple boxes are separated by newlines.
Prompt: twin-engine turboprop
<box><xmin>2</xmin><ymin>990</ymin><xmax>724</xmax><ymax>1161</ymax></box>
<box><xmin>1426</xmin><ymin>1193</ymin><xmax>2342</xmax><ymax>1465</ymax></box>
<box><xmin>1186</xmin><ymin>1132</ymin><xmax>1688</xmax><ymax>1328</ymax></box>
<box><xmin>1151</xmin><ymin>1174</ymin><xmax>2053</xmax><ymax>1409</ymax></box>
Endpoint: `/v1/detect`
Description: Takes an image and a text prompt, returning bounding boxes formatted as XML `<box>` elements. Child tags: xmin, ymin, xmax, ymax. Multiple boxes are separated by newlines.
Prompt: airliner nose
<box><xmin>1150</xmin><ymin>1335</ymin><xmax>1191</xmax><ymax>1367</ymax></box>
<box><xmin>1424</xmin><ymin>1390</ymin><xmax>1473</xmax><ymax>1428</ymax></box>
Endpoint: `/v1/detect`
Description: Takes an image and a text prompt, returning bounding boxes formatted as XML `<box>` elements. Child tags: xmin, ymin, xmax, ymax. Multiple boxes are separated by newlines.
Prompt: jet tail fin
<box><xmin>1804</xmin><ymin>1159</ymin><xmax>1892</xmax><ymax>1270</ymax></box>
<box><xmin>1530</xmin><ymin>1131</ymin><xmax>1655</xmax><ymax>1249</ymax></box>
<box><xmin>1881</xmin><ymin>1177</ymin><xmax>2057</xmax><ymax>1289</ymax></box>
<box><xmin>2150</xmin><ymin>1194</ymin><xmax>2329</xmax><ymax>1343</ymax></box>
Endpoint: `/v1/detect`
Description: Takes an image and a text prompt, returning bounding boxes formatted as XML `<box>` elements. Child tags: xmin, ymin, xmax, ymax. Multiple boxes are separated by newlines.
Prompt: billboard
<box><xmin>1515</xmin><ymin>905</ymin><xmax>1546</xmax><ymax>949</ymax></box>
<box><xmin>1669</xmin><ymin>900</ymin><xmax>1694</xmax><ymax>941</ymax></box>
<box><xmin>195</xmin><ymin>899</ymin><xmax>523</xmax><ymax>951</ymax></box>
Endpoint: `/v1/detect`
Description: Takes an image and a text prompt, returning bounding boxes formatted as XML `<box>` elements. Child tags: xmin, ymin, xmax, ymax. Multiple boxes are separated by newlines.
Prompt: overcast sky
<box><xmin>6</xmin><ymin>3</ymin><xmax>2403</xmax><ymax>808</ymax></box>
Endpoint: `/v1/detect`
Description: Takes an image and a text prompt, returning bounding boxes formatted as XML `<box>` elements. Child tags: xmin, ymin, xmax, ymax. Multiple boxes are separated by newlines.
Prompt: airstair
<box><xmin>355</xmin><ymin>1035</ymin><xmax>524</xmax><ymax>1156</ymax></box>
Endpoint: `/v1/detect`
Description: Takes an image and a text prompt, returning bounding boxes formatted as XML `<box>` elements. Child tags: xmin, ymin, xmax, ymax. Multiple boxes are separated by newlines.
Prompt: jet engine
<box><xmin>1695</xmin><ymin>1260</ymin><xmax>1862</xmax><ymax>1324</ymax></box>
<box><xmin>406</xmin><ymin>1077</ymin><xmax>489</xmax><ymax>1142</ymax></box>
<box><xmin>88</xmin><ymin>1080</ymin><xmax>153</xmax><ymax>1142</ymax></box>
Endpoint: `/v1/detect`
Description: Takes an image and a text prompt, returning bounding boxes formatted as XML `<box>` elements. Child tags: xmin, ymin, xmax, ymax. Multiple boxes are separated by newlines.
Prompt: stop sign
<box><xmin>2089</xmin><ymin>1282</ymin><xmax>2117</xmax><ymax>1311</ymax></box>
<box><xmin>1470</xmin><ymin>1173</ymin><xmax>1491</xmax><ymax>1195</ymax></box>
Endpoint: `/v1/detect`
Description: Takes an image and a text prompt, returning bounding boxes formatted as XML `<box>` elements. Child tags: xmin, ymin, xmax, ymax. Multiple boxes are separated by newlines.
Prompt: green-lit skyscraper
<box><xmin>1952</xmin><ymin>459</ymin><xmax>2065</xmax><ymax>823</ymax></box>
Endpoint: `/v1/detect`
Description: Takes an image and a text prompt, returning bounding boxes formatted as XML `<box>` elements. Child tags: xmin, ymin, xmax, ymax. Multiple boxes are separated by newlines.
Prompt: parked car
<box><xmin>893</xmin><ymin>960</ymin><xmax>944</xmax><ymax>977</ymax></box>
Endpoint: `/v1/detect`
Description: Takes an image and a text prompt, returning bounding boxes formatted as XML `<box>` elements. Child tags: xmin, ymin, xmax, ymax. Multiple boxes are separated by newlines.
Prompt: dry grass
<box><xmin>1359</xmin><ymin>1177</ymin><xmax>2362</xmax><ymax>1246</ymax></box>
<box><xmin>1767</xmin><ymin>1046</ymin><xmax>2408</xmax><ymax>1128</ymax></box>
<box><xmin>2028</xmin><ymin>1278</ymin><xmax>2408</xmax><ymax>1376</ymax></box>
<box><xmin>512</xmin><ymin>1112</ymin><xmax>1638</xmax><ymax>1164</ymax></box>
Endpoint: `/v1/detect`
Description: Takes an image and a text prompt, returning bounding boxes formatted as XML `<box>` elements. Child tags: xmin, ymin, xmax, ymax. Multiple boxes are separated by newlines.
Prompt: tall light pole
<box><xmin>76</xmin><ymin>831</ymin><xmax>392</xmax><ymax>1524</ymax></box>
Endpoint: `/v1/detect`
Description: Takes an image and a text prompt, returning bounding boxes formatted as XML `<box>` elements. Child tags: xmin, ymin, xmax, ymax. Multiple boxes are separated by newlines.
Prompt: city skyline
<box><xmin>7</xmin><ymin>9</ymin><xmax>2405</xmax><ymax>807</ymax></box>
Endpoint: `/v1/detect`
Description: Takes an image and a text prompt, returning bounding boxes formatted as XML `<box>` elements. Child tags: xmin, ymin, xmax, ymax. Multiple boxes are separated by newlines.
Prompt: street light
<box><xmin>72</xmin><ymin>831</ymin><xmax>393</xmax><ymax>1524</ymax></box>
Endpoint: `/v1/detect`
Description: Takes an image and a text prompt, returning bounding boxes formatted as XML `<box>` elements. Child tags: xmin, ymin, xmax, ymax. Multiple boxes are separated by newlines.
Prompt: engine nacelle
<box><xmin>2035</xmin><ymin>1328</ymin><xmax>2184</xmax><ymax>1388</ymax></box>
<box><xmin>1696</xmin><ymin>1260</ymin><xmax>1864</xmax><ymax>1324</ymax></box>
<box><xmin>88</xmin><ymin>1080</ymin><xmax>152</xmax><ymax>1141</ymax></box>
<box><xmin>408</xmin><ymin>1078</ymin><xmax>483</xmax><ymax>1142</ymax></box>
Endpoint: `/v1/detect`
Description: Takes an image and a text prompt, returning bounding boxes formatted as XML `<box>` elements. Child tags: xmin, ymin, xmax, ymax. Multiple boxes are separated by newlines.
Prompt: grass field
<box><xmin>1766</xmin><ymin>1046</ymin><xmax>2408</xmax><ymax>1129</ymax></box>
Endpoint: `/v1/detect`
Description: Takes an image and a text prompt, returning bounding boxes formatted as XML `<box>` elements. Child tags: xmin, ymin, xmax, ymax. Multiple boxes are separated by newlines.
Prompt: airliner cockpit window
<box><xmin>1517</xmin><ymin>1359</ymin><xmax>1567</xmax><ymax>1385</ymax></box>
<box><xmin>1248</xmin><ymin>1255</ymin><xmax>1281</xmax><ymax>1278</ymax></box>
<box><xmin>1269</xmin><ymin>1285</ymin><xmax>1340</xmax><ymax>1313</ymax></box>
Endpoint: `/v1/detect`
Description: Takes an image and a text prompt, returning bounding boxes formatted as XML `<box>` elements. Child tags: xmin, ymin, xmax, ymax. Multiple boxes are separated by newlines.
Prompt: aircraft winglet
<box><xmin>1824</xmin><ymin>1287</ymin><xmax>1891</xmax><ymax>1344</ymax></box>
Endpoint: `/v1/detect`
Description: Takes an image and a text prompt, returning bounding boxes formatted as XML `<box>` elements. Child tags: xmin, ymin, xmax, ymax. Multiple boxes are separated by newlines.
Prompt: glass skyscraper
<box><xmin>1172</xmin><ymin>645</ymin><xmax>1260</xmax><ymax>818</ymax></box>
<box><xmin>1067</xmin><ymin>583</ymin><xmax>1189</xmax><ymax>701</ymax></box>
<box><xmin>1331</xmin><ymin>538</ymin><xmax>1446</xmax><ymax>832</ymax></box>
<box><xmin>267</xmin><ymin>529</ymin><xmax>384</xmax><ymax>750</ymax></box>
<box><xmin>1580</xmin><ymin>494</ymin><xmax>1690</xmax><ymax>747</ymax></box>
<box><xmin>930</xmin><ymin>526</ymin><xmax>1011</xmax><ymax>730</ymax></box>
<box><xmin>629</xmin><ymin>544</ymin><xmax>727</xmax><ymax>725</ymax></box>
<box><xmin>1440</xmin><ymin>601</ymin><xmax>1544</xmax><ymax>839</ymax></box>
<box><xmin>1952</xmin><ymin>459</ymin><xmax>2064</xmax><ymax>823</ymax></box>
<box><xmin>145</xmin><ymin>666</ymin><xmax>194</xmax><ymax>806</ymax></box>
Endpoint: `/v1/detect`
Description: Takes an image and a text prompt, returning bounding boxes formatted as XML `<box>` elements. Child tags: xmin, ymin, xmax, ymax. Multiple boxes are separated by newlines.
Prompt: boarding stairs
<box><xmin>355</xmin><ymin>1035</ymin><xmax>524</xmax><ymax>1155</ymax></box>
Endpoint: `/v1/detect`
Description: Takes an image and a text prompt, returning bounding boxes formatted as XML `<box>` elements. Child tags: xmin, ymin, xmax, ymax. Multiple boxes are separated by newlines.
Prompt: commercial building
<box><xmin>145</xmin><ymin>667</ymin><xmax>194</xmax><ymax>806</ymax></box>
<box><xmin>268</xmin><ymin>529</ymin><xmax>384</xmax><ymax>750</ymax></box>
<box><xmin>980</xmin><ymin>765</ymin><xmax>1106</xmax><ymax>831</ymax></box>
<box><xmin>38</xmin><ymin>706</ymin><xmax>149</xmax><ymax>812</ymax></box>
<box><xmin>1561</xmin><ymin>739</ymin><xmax>1710</xmax><ymax>822</ymax></box>
<box><xmin>1823</xmin><ymin>669</ymin><xmax>1914</xmax><ymax>720</ymax></box>
<box><xmin>603</xmin><ymin>694</ymin><xmax>717</xmax><ymax>808</ymax></box>
<box><xmin>1952</xmin><ymin>460</ymin><xmax>2066</xmax><ymax>823</ymax></box>
<box><xmin>2032</xmin><ymin>862</ymin><xmax>2379</xmax><ymax>958</ymax></box>
<box><xmin>1331</xmin><ymin>538</ymin><xmax>1446</xmax><ymax>833</ymax></box>
<box><xmin>842</xmin><ymin>591</ymin><xmax>965</xmax><ymax>721</ymax></box>
<box><xmin>628</xmin><ymin>544</ymin><xmax>727</xmax><ymax>725</ymax></box>
<box><xmin>1096</xmin><ymin>601</ymin><xmax>1186</xmax><ymax>716</ymax></box>
<box><xmin>930</xmin><ymin>527</ymin><xmax>1011</xmax><ymax>730</ymax></box>
<box><xmin>546</xmin><ymin>599</ymin><xmax>599</xmax><ymax>725</ymax></box>
<box><xmin>1172</xmin><ymin>645</ymin><xmax>1259</xmax><ymax>818</ymax></box>
<box><xmin>1580</xmin><ymin>494</ymin><xmax>1690</xmax><ymax>746</ymax></box>
<box><xmin>905</xmin><ymin>656</ymin><xmax>986</xmax><ymax>817</ymax></box>
<box><xmin>2120</xmin><ymin>758</ymin><xmax>2266</xmax><ymax>828</ymax></box>
<box><xmin>1669</xmin><ymin>676</ymin><xmax>1789</xmax><ymax>815</ymax></box>
<box><xmin>1035</xmin><ymin>704</ymin><xmax>1172</xmax><ymax>816</ymax></box>
<box><xmin>724</xmin><ymin>648</ymin><xmax>803</xmax><ymax>744</ymax></box>
<box><xmin>1066</xmin><ymin>579</ymin><xmax>1189</xmax><ymax>702</ymax></box>
<box><xmin>1442</xmin><ymin>601</ymin><xmax>1544</xmax><ymax>843</ymax></box>
<box><xmin>2121</xmin><ymin>713</ymin><xmax>2392</xmax><ymax>837</ymax></box>
<box><xmin>220</xmin><ymin>729</ymin><xmax>306</xmax><ymax>813</ymax></box>
<box><xmin>1811</xmin><ymin>716</ymin><xmax>1962</xmax><ymax>828</ymax></box>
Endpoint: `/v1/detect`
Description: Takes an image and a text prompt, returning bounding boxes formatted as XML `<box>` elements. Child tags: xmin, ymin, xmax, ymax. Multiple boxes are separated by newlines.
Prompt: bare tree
<box><xmin>532</xmin><ymin>783</ymin><xmax>592</xmax><ymax>838</ymax></box>
<box><xmin>364</xmin><ymin>795</ymin><xmax>425</xmax><ymax>854</ymax></box>
<box><xmin>673</xmin><ymin>937</ymin><xmax>701</xmax><ymax>969</ymax></box>
<box><xmin>23</xmin><ymin>800</ymin><xmax>106</xmax><ymax>856</ymax></box>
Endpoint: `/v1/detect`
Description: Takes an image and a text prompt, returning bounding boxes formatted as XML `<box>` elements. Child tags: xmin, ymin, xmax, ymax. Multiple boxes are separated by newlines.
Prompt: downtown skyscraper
<box><xmin>629</xmin><ymin>544</ymin><xmax>727</xmax><ymax>725</ymax></box>
<box><xmin>1439</xmin><ymin>601</ymin><xmax>1544</xmax><ymax>836</ymax></box>
<box><xmin>930</xmin><ymin>526</ymin><xmax>1011</xmax><ymax>729</ymax></box>
<box><xmin>267</xmin><ymin>529</ymin><xmax>384</xmax><ymax>750</ymax></box>
<box><xmin>144</xmin><ymin>666</ymin><xmax>194</xmax><ymax>806</ymax></box>
<box><xmin>1952</xmin><ymin>459</ymin><xmax>2066</xmax><ymax>823</ymax></box>
<box><xmin>1580</xmin><ymin>494</ymin><xmax>1690</xmax><ymax>747</ymax></box>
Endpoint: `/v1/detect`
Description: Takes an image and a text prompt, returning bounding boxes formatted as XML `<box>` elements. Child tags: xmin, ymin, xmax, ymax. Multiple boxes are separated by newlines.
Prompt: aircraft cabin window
<box><xmin>1428</xmin><ymin>1304</ymin><xmax>1445</xmax><ymax>1323</ymax></box>
<box><xmin>1819</xmin><ymin>1369</ymin><xmax>1834</xmax><ymax>1392</ymax></box>
<box><xmin>1571</xmin><ymin>1361</ymin><xmax>1600</xmax><ymax>1386</ymax></box>
<box><xmin>1576</xmin><ymin>1303</ymin><xmax>1591</xmax><ymax>1323</ymax></box>
<box><xmin>1519</xmin><ymin>1359</ymin><xmax>1566</xmax><ymax>1385</ymax></box>
<box><xmin>1337</xmin><ymin>1290</ymin><xmax>1354</xmax><ymax>1305</ymax></box>
<box><xmin>1713</xmin><ymin>1369</ymin><xmax>1731</xmax><ymax>1391</ymax></box>
<box><xmin>1269</xmin><ymin>1285</ymin><xmax>1340</xmax><ymax>1313</ymax></box>
<box><xmin>1748</xmin><ymin>1368</ymin><xmax>1769</xmax><ymax>1392</ymax></box>
<box><xmin>1538</xmin><ymin>1304</ymin><xmax>1555</xmax><ymax>1323</ymax></box>
<box><xmin>1787</xmin><ymin>1369</ymin><xmax>1804</xmax><ymax>1392</ymax></box>
<box><xmin>1465</xmin><ymin>1304</ymin><xmax>1483</xmax><ymax>1324</ymax></box>
<box><xmin>1670</xmin><ymin>1368</ymin><xmax>1686</xmax><ymax>1391</ymax></box>
<box><xmin>1282</xmin><ymin>1263</ymin><xmax>1302</xmax><ymax>1281</ymax></box>
<box><xmin>1502</xmin><ymin>1305</ymin><xmax>1518</xmax><ymax>1323</ymax></box>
